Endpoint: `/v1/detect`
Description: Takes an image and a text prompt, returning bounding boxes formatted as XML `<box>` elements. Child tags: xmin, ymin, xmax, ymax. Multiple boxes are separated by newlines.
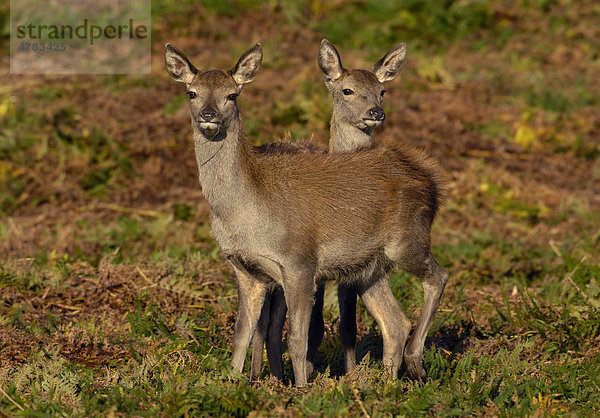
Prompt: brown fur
<box><xmin>164</xmin><ymin>42</ymin><xmax>448</xmax><ymax>386</ymax></box>
<box><xmin>253</xmin><ymin>39</ymin><xmax>411</xmax><ymax>381</ymax></box>
<box><xmin>255</xmin><ymin>142</ymin><xmax>325</xmax><ymax>155</ymax></box>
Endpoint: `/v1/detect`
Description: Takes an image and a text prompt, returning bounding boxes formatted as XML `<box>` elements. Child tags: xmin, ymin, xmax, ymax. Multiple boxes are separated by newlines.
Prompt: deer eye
<box><xmin>380</xmin><ymin>90</ymin><xmax>386</xmax><ymax>97</ymax></box>
<box><xmin>227</xmin><ymin>93</ymin><xmax>239</xmax><ymax>101</ymax></box>
<box><xmin>187</xmin><ymin>91</ymin><xmax>196</xmax><ymax>99</ymax></box>
<box><xmin>342</xmin><ymin>88</ymin><xmax>354</xmax><ymax>96</ymax></box>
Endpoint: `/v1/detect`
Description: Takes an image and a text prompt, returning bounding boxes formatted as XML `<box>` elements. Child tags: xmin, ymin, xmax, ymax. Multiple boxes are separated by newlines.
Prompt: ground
<box><xmin>1</xmin><ymin>0</ymin><xmax>600</xmax><ymax>415</ymax></box>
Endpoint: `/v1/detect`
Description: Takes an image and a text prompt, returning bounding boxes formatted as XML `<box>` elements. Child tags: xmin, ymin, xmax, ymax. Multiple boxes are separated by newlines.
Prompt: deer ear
<box><xmin>318</xmin><ymin>39</ymin><xmax>344</xmax><ymax>82</ymax></box>
<box><xmin>164</xmin><ymin>43</ymin><xmax>198</xmax><ymax>84</ymax></box>
<box><xmin>372</xmin><ymin>42</ymin><xmax>407</xmax><ymax>83</ymax></box>
<box><xmin>231</xmin><ymin>43</ymin><xmax>263</xmax><ymax>86</ymax></box>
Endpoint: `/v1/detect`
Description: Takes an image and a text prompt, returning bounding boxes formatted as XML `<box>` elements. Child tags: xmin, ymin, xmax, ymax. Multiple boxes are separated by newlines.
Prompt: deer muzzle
<box><xmin>362</xmin><ymin>106</ymin><xmax>385</xmax><ymax>127</ymax></box>
<box><xmin>197</xmin><ymin>107</ymin><xmax>223</xmax><ymax>137</ymax></box>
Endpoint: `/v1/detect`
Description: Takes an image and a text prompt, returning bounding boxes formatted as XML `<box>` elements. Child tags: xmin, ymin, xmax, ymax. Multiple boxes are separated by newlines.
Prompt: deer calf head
<box><xmin>164</xmin><ymin>43</ymin><xmax>263</xmax><ymax>141</ymax></box>
<box><xmin>318</xmin><ymin>39</ymin><xmax>406</xmax><ymax>131</ymax></box>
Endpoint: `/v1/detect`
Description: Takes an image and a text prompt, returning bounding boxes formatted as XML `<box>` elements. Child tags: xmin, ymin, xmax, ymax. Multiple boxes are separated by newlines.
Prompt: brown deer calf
<box><xmin>165</xmin><ymin>42</ymin><xmax>448</xmax><ymax>385</ymax></box>
<box><xmin>250</xmin><ymin>39</ymin><xmax>408</xmax><ymax>380</ymax></box>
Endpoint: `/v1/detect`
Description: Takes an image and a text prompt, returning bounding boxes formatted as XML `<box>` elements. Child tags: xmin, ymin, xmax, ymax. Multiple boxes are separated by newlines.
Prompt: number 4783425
<box><xmin>17</xmin><ymin>42</ymin><xmax>66</xmax><ymax>52</ymax></box>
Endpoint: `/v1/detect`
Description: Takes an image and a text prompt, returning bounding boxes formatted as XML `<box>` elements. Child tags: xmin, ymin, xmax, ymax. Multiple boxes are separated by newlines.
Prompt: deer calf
<box><xmin>250</xmin><ymin>39</ymin><xmax>408</xmax><ymax>380</ymax></box>
<box><xmin>165</xmin><ymin>42</ymin><xmax>448</xmax><ymax>386</ymax></box>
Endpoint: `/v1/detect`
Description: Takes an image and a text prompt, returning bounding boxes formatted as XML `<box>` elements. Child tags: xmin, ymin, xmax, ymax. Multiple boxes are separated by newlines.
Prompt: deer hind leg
<box><xmin>403</xmin><ymin>254</ymin><xmax>448</xmax><ymax>380</ymax></box>
<box><xmin>266</xmin><ymin>287</ymin><xmax>286</xmax><ymax>380</ymax></box>
<box><xmin>250</xmin><ymin>290</ymin><xmax>272</xmax><ymax>381</ymax></box>
<box><xmin>358</xmin><ymin>274</ymin><xmax>412</xmax><ymax>378</ymax></box>
<box><xmin>338</xmin><ymin>283</ymin><xmax>358</xmax><ymax>373</ymax></box>
<box><xmin>306</xmin><ymin>281</ymin><xmax>325</xmax><ymax>376</ymax></box>
<box><xmin>281</xmin><ymin>264</ymin><xmax>317</xmax><ymax>386</ymax></box>
<box><xmin>388</xmin><ymin>216</ymin><xmax>449</xmax><ymax>380</ymax></box>
<box><xmin>230</xmin><ymin>265</ymin><xmax>268</xmax><ymax>374</ymax></box>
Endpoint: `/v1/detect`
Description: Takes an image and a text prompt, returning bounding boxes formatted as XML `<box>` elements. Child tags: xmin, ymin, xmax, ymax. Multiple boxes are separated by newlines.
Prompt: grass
<box><xmin>2</xmin><ymin>0</ymin><xmax>600</xmax><ymax>415</ymax></box>
<box><xmin>1</xmin><ymin>226</ymin><xmax>599</xmax><ymax>415</ymax></box>
<box><xmin>2</xmin><ymin>292</ymin><xmax>599</xmax><ymax>416</ymax></box>
<box><xmin>313</xmin><ymin>0</ymin><xmax>499</xmax><ymax>52</ymax></box>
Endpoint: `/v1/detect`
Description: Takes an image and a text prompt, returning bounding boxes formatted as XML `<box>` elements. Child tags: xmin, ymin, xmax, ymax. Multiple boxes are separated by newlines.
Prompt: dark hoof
<box><xmin>404</xmin><ymin>354</ymin><xmax>426</xmax><ymax>380</ymax></box>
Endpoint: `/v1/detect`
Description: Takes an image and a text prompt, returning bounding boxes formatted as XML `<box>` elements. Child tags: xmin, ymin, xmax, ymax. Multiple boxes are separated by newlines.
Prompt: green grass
<box><xmin>2</xmin><ymin>233</ymin><xmax>599</xmax><ymax>415</ymax></box>
<box><xmin>0</xmin><ymin>93</ymin><xmax>136</xmax><ymax>214</ymax></box>
<box><xmin>267</xmin><ymin>0</ymin><xmax>506</xmax><ymax>54</ymax></box>
<box><xmin>2</xmin><ymin>301</ymin><xmax>599</xmax><ymax>415</ymax></box>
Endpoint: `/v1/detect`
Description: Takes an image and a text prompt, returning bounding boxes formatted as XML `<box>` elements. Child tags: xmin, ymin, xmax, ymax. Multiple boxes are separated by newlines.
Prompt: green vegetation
<box><xmin>1</xmin><ymin>237</ymin><xmax>599</xmax><ymax>414</ymax></box>
<box><xmin>2</xmin><ymin>0</ymin><xmax>600</xmax><ymax>415</ymax></box>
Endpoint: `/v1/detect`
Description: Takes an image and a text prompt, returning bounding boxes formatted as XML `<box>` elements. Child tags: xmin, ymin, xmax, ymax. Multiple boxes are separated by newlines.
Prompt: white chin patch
<box><xmin>200</xmin><ymin>122</ymin><xmax>219</xmax><ymax>130</ymax></box>
<box><xmin>363</xmin><ymin>119</ymin><xmax>382</xmax><ymax>128</ymax></box>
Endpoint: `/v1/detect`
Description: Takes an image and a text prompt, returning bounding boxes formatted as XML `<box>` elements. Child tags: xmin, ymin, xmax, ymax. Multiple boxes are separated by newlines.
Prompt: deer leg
<box><xmin>358</xmin><ymin>275</ymin><xmax>411</xmax><ymax>378</ymax></box>
<box><xmin>338</xmin><ymin>283</ymin><xmax>357</xmax><ymax>373</ymax></box>
<box><xmin>250</xmin><ymin>289</ymin><xmax>272</xmax><ymax>381</ymax></box>
<box><xmin>266</xmin><ymin>287</ymin><xmax>286</xmax><ymax>380</ymax></box>
<box><xmin>281</xmin><ymin>266</ymin><xmax>316</xmax><ymax>386</ymax></box>
<box><xmin>230</xmin><ymin>266</ymin><xmax>268</xmax><ymax>373</ymax></box>
<box><xmin>307</xmin><ymin>281</ymin><xmax>325</xmax><ymax>376</ymax></box>
<box><xmin>404</xmin><ymin>254</ymin><xmax>448</xmax><ymax>380</ymax></box>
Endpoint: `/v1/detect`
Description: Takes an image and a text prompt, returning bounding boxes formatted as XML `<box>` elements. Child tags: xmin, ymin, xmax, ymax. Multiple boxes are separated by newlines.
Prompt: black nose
<box><xmin>201</xmin><ymin>108</ymin><xmax>217</xmax><ymax>121</ymax></box>
<box><xmin>369</xmin><ymin>106</ymin><xmax>385</xmax><ymax>121</ymax></box>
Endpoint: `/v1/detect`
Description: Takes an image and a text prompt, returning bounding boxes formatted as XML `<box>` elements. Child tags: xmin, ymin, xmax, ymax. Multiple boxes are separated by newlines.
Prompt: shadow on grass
<box><xmin>307</xmin><ymin>322</ymin><xmax>473</xmax><ymax>381</ymax></box>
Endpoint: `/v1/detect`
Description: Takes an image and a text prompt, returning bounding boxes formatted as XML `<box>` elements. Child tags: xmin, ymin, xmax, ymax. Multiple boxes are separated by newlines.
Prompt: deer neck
<box><xmin>192</xmin><ymin>116</ymin><xmax>254</xmax><ymax>217</ymax></box>
<box><xmin>329</xmin><ymin>111</ymin><xmax>373</xmax><ymax>152</ymax></box>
